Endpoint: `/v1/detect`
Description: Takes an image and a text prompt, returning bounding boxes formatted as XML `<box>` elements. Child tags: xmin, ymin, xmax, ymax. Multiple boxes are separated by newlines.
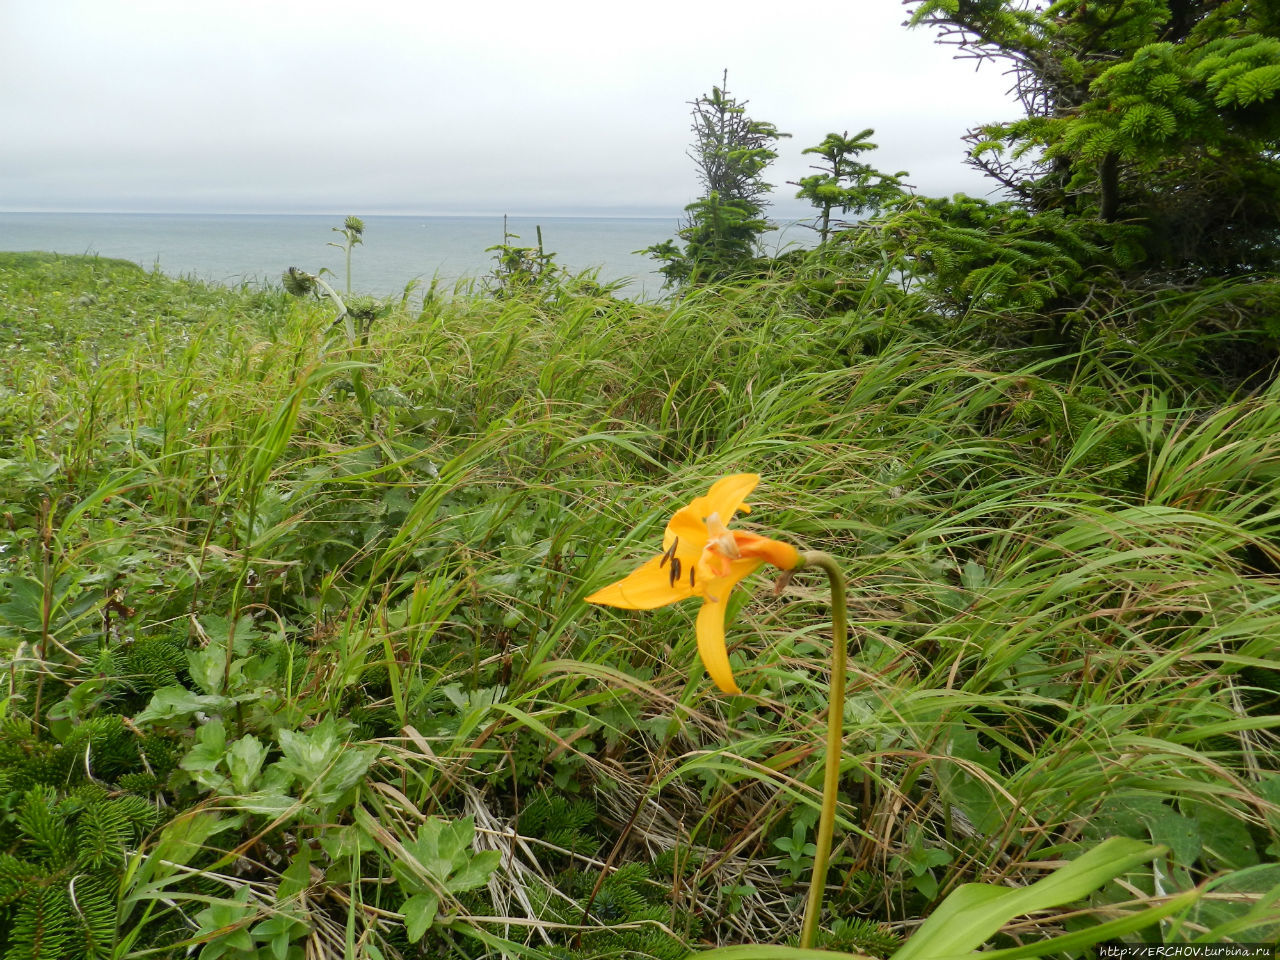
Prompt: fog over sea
<box><xmin>0</xmin><ymin>212</ymin><xmax>819</xmax><ymax>300</ymax></box>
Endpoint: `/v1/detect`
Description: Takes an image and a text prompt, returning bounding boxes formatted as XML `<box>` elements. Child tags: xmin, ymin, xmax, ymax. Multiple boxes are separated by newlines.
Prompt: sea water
<box><xmin>0</xmin><ymin>212</ymin><xmax>817</xmax><ymax>301</ymax></box>
<box><xmin>0</xmin><ymin>212</ymin><xmax>685</xmax><ymax>299</ymax></box>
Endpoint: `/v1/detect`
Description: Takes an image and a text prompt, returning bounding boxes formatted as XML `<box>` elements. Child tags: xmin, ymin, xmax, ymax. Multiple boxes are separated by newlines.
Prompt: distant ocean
<box><xmin>0</xmin><ymin>212</ymin><xmax>692</xmax><ymax>299</ymax></box>
<box><xmin>0</xmin><ymin>212</ymin><xmax>818</xmax><ymax>301</ymax></box>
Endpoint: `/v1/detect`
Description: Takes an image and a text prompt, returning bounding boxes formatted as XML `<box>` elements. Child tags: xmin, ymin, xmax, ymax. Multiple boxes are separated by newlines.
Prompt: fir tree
<box><xmin>0</xmin><ymin>786</ymin><xmax>159</xmax><ymax>960</ymax></box>
<box><xmin>646</xmin><ymin>71</ymin><xmax>789</xmax><ymax>285</ymax></box>
<box><xmin>908</xmin><ymin>0</ymin><xmax>1280</xmax><ymax>274</ymax></box>
<box><xmin>791</xmin><ymin>129</ymin><xmax>908</xmax><ymax>243</ymax></box>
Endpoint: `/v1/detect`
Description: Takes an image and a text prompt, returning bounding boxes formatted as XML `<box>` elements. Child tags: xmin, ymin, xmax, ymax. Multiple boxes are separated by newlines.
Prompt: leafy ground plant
<box><xmin>0</xmin><ymin>250</ymin><xmax>1277</xmax><ymax>958</ymax></box>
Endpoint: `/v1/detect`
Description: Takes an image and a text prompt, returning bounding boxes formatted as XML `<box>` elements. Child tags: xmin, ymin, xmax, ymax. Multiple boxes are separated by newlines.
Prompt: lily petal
<box><xmin>702</xmin><ymin>473</ymin><xmax>759</xmax><ymax>521</ymax></box>
<box><xmin>665</xmin><ymin>473</ymin><xmax>759</xmax><ymax>552</ymax></box>
<box><xmin>734</xmin><ymin>531</ymin><xmax>800</xmax><ymax>571</ymax></box>
<box><xmin>693</xmin><ymin>556</ymin><xmax>764</xmax><ymax>693</ymax></box>
<box><xmin>665</xmin><ymin>499</ymin><xmax>709</xmax><ymax>556</ymax></box>
<box><xmin>696</xmin><ymin>596</ymin><xmax>739</xmax><ymax>694</ymax></box>
<box><xmin>585</xmin><ymin>554</ymin><xmax>698</xmax><ymax>610</ymax></box>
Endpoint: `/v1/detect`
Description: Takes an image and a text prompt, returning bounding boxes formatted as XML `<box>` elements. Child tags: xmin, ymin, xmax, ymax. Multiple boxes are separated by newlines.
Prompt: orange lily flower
<box><xmin>586</xmin><ymin>474</ymin><xmax>799</xmax><ymax>694</ymax></box>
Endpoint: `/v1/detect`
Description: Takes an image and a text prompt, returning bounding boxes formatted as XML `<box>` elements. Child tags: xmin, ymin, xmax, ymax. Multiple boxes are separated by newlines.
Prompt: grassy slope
<box><xmin>0</xmin><ymin>254</ymin><xmax>1277</xmax><ymax>957</ymax></box>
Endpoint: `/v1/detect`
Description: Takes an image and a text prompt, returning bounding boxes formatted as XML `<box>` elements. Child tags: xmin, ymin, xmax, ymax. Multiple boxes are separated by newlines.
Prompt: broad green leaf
<box><xmin>276</xmin><ymin>716</ymin><xmax>345</xmax><ymax>783</ymax></box>
<box><xmin>935</xmin><ymin>726</ymin><xmax>1009</xmax><ymax>836</ymax></box>
<box><xmin>123</xmin><ymin>811</ymin><xmax>241</xmax><ymax>896</ymax></box>
<box><xmin>960</xmin><ymin>560</ymin><xmax>986</xmax><ymax>590</ymax></box>
<box><xmin>1191</xmin><ymin>804</ymin><xmax>1259</xmax><ymax>870</ymax></box>
<box><xmin>937</xmin><ymin>887</ymin><xmax>1199</xmax><ymax>960</ymax></box>
<box><xmin>180</xmin><ymin>720</ymin><xmax>229</xmax><ymax>791</ymax></box>
<box><xmin>434</xmin><ymin>817</ymin><xmax>473</xmax><ymax>865</ymax></box>
<box><xmin>1147</xmin><ymin>810</ymin><xmax>1200</xmax><ymax>867</ymax></box>
<box><xmin>187</xmin><ymin>645</ymin><xmax>232</xmax><ymax>696</ymax></box>
<box><xmin>232</xmin><ymin>791</ymin><xmax>296</xmax><ymax>817</ymax></box>
<box><xmin>277</xmin><ymin>844</ymin><xmax>312</xmax><ymax>900</ymax></box>
<box><xmin>311</xmin><ymin>745</ymin><xmax>377</xmax><ymax>805</ymax></box>
<box><xmin>136</xmin><ymin>686</ymin><xmax>235</xmax><ymax>726</ymax></box>
<box><xmin>446</xmin><ymin>848</ymin><xmax>501</xmax><ymax>893</ymax></box>
<box><xmin>227</xmin><ymin>735</ymin><xmax>267</xmax><ymax>794</ymax></box>
<box><xmin>318</xmin><ymin>823</ymin><xmax>379</xmax><ymax>862</ymax></box>
<box><xmin>892</xmin><ymin>837</ymin><xmax>1162</xmax><ymax>960</ymax></box>
<box><xmin>402</xmin><ymin>892</ymin><xmax>439</xmax><ymax>943</ymax></box>
<box><xmin>250</xmin><ymin>912</ymin><xmax>306</xmax><ymax>960</ymax></box>
<box><xmin>273</xmin><ymin>717</ymin><xmax>377</xmax><ymax>808</ymax></box>
<box><xmin>195</xmin><ymin>889</ymin><xmax>256</xmax><ymax>960</ymax></box>
<box><xmin>1189</xmin><ymin>863</ymin><xmax>1280</xmax><ymax>938</ymax></box>
<box><xmin>199</xmin><ymin>613</ymin><xmax>258</xmax><ymax>656</ymax></box>
<box><xmin>686</xmin><ymin>948</ymin><xmax>871</xmax><ymax>960</ymax></box>
<box><xmin>402</xmin><ymin>819</ymin><xmax>451</xmax><ymax>883</ymax></box>
<box><xmin>0</xmin><ymin>576</ymin><xmax>46</xmax><ymax>632</ymax></box>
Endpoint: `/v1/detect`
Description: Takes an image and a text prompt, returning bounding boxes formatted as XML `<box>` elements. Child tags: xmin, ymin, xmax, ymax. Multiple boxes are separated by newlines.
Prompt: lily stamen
<box><xmin>659</xmin><ymin>536</ymin><xmax>679</xmax><ymax>569</ymax></box>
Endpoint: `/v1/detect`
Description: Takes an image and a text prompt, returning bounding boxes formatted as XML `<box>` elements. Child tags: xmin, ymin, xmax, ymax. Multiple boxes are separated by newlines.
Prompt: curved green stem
<box><xmin>795</xmin><ymin>549</ymin><xmax>848</xmax><ymax>949</ymax></box>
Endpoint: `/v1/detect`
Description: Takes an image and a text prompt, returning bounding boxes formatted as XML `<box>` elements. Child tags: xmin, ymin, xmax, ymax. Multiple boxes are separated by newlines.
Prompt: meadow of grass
<box><xmin>0</xmin><ymin>249</ymin><xmax>1277</xmax><ymax>958</ymax></box>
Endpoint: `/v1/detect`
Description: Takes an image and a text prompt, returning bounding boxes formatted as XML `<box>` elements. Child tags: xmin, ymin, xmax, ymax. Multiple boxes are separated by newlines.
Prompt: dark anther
<box><xmin>669</xmin><ymin>556</ymin><xmax>682</xmax><ymax>588</ymax></box>
<box><xmin>689</xmin><ymin>565</ymin><xmax>696</xmax><ymax>587</ymax></box>
<box><xmin>660</xmin><ymin>537</ymin><xmax>679</xmax><ymax>569</ymax></box>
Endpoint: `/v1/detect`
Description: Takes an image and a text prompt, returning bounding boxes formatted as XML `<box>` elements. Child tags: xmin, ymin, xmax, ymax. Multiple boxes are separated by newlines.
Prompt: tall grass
<box><xmin>0</xmin><ymin>252</ymin><xmax>1277</xmax><ymax>958</ymax></box>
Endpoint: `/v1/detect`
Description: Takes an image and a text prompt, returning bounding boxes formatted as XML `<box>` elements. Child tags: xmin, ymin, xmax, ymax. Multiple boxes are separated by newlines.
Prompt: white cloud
<box><xmin>2</xmin><ymin>0</ymin><xmax>1020</xmax><ymax>213</ymax></box>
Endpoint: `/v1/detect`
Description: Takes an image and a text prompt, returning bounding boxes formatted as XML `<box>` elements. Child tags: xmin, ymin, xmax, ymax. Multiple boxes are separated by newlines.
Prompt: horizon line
<box><xmin>0</xmin><ymin>207</ymin><xmax>694</xmax><ymax>220</ymax></box>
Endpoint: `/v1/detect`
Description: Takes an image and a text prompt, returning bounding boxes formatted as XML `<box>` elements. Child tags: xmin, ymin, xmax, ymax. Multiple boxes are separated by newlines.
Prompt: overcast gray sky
<box><xmin>2</xmin><ymin>0</ymin><xmax>1021</xmax><ymax>217</ymax></box>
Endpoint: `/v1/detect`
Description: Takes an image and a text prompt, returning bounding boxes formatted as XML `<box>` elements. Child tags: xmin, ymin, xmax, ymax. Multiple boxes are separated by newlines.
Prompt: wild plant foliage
<box><xmin>645</xmin><ymin>72</ymin><xmax>789</xmax><ymax>286</ymax></box>
<box><xmin>2</xmin><ymin>244</ymin><xmax>1278</xmax><ymax>959</ymax></box>
<box><xmin>879</xmin><ymin>193</ymin><xmax>1143</xmax><ymax>315</ymax></box>
<box><xmin>0</xmin><ymin>721</ymin><xmax>164</xmax><ymax>959</ymax></box>
<box><xmin>791</xmin><ymin>129</ymin><xmax>908</xmax><ymax>243</ymax></box>
<box><xmin>907</xmin><ymin>0</ymin><xmax>1280</xmax><ymax>274</ymax></box>
<box><xmin>6</xmin><ymin>10</ymin><xmax>1280</xmax><ymax>945</ymax></box>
